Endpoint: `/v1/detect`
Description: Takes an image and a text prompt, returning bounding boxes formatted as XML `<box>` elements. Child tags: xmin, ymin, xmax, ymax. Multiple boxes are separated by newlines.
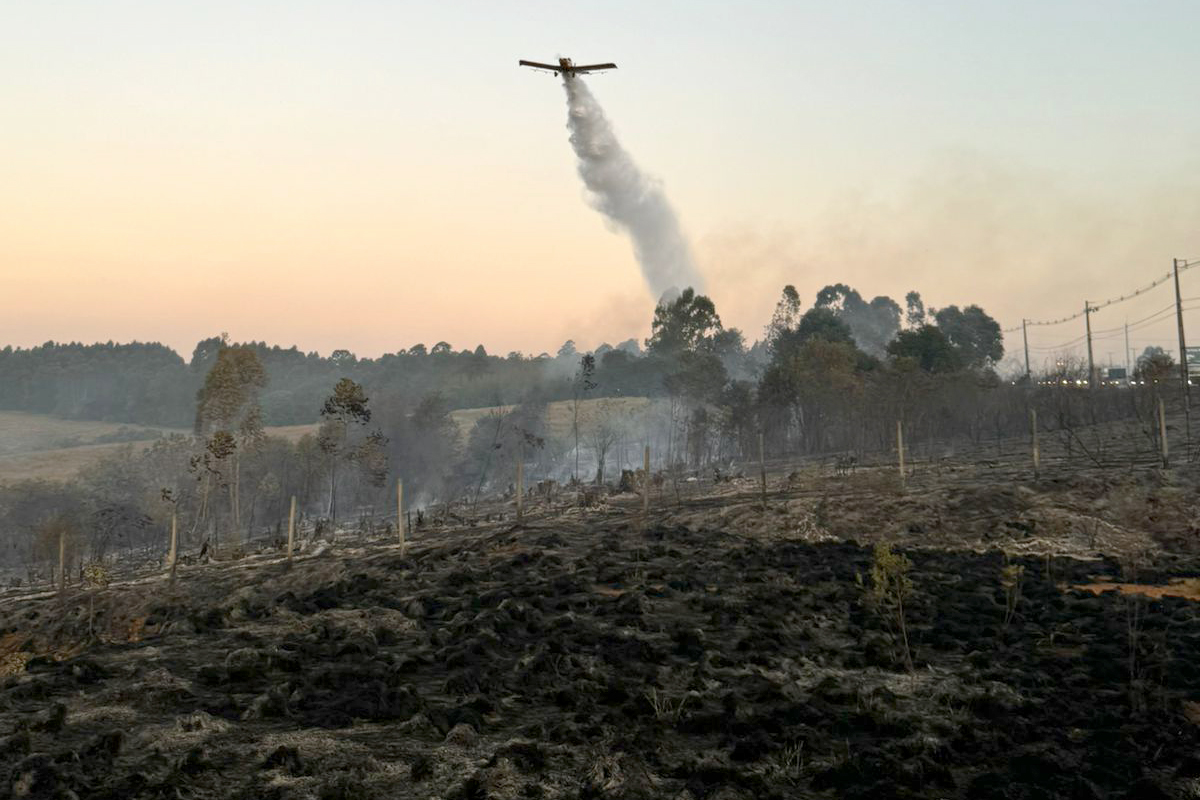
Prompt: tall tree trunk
<box><xmin>327</xmin><ymin>459</ymin><xmax>337</xmax><ymax>522</ymax></box>
<box><xmin>227</xmin><ymin>482</ymin><xmax>236</xmax><ymax>550</ymax></box>
<box><xmin>231</xmin><ymin>453</ymin><xmax>241</xmax><ymax>541</ymax></box>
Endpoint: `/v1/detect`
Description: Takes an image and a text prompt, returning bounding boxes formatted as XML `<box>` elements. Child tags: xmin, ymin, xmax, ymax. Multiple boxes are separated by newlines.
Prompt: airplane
<box><xmin>518</xmin><ymin>57</ymin><xmax>617</xmax><ymax>79</ymax></box>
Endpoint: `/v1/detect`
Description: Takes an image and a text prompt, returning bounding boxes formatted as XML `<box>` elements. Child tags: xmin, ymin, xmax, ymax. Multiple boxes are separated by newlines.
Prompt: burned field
<box><xmin>2</xmin><ymin>464</ymin><xmax>1200</xmax><ymax>799</ymax></box>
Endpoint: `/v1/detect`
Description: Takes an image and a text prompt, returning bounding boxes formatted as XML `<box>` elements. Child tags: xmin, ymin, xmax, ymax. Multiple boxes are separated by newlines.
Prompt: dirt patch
<box><xmin>1072</xmin><ymin>576</ymin><xmax>1200</xmax><ymax>601</ymax></box>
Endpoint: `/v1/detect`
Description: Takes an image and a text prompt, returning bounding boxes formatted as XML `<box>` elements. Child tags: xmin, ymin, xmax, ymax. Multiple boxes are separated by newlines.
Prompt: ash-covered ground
<box><xmin>3</xmin><ymin>457</ymin><xmax>1200</xmax><ymax>799</ymax></box>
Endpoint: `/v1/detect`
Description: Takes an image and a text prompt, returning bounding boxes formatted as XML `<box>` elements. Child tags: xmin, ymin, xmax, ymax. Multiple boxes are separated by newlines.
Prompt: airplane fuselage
<box><xmin>519</xmin><ymin>57</ymin><xmax>617</xmax><ymax>79</ymax></box>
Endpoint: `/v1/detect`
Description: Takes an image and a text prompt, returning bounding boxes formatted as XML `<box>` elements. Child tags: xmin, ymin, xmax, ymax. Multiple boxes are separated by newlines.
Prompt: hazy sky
<box><xmin>3</xmin><ymin>1</ymin><xmax>1199</xmax><ymax>366</ymax></box>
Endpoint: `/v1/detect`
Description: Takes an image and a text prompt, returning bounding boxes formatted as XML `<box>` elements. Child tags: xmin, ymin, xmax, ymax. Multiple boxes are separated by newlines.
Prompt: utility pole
<box><xmin>1084</xmin><ymin>301</ymin><xmax>1096</xmax><ymax>387</ymax></box>
<box><xmin>1124</xmin><ymin>321</ymin><xmax>1131</xmax><ymax>380</ymax></box>
<box><xmin>1022</xmin><ymin>318</ymin><xmax>1031</xmax><ymax>380</ymax></box>
<box><xmin>1173</xmin><ymin>258</ymin><xmax>1191</xmax><ymax>452</ymax></box>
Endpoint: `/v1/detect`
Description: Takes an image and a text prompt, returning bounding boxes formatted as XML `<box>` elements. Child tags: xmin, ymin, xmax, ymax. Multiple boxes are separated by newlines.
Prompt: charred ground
<box><xmin>2</xmin><ymin>454</ymin><xmax>1200</xmax><ymax>799</ymax></box>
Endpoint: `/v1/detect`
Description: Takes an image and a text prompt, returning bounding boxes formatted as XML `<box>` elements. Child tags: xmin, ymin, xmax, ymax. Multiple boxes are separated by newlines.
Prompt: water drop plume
<box><xmin>563</xmin><ymin>77</ymin><xmax>703</xmax><ymax>299</ymax></box>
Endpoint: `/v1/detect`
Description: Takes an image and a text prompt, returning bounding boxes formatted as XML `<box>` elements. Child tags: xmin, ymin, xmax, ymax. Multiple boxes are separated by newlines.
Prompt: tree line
<box><xmin>2</xmin><ymin>277</ymin><xmax>1184</xmax><ymax>588</ymax></box>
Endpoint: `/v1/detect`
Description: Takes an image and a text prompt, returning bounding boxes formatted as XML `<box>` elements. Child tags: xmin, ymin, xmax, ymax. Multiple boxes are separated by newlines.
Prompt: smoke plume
<box><xmin>564</xmin><ymin>78</ymin><xmax>703</xmax><ymax>299</ymax></box>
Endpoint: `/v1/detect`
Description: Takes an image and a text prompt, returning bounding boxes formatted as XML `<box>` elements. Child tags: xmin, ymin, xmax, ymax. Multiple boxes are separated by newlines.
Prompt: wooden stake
<box><xmin>397</xmin><ymin>479</ymin><xmax>406</xmax><ymax>555</ymax></box>
<box><xmin>897</xmin><ymin>420</ymin><xmax>906</xmax><ymax>487</ymax></box>
<box><xmin>287</xmin><ymin>496</ymin><xmax>296</xmax><ymax>564</ymax></box>
<box><xmin>57</xmin><ymin>526</ymin><xmax>65</xmax><ymax>596</ymax></box>
<box><xmin>516</xmin><ymin>456</ymin><xmax>524</xmax><ymax>522</ymax></box>
<box><xmin>758</xmin><ymin>432</ymin><xmax>767</xmax><ymax>508</ymax></box>
<box><xmin>168</xmin><ymin>510</ymin><xmax>178</xmax><ymax>584</ymax></box>
<box><xmin>1030</xmin><ymin>408</ymin><xmax>1040</xmax><ymax>478</ymax></box>
<box><xmin>1159</xmin><ymin>397</ymin><xmax>1169</xmax><ymax>467</ymax></box>
<box><xmin>642</xmin><ymin>444</ymin><xmax>651</xmax><ymax>520</ymax></box>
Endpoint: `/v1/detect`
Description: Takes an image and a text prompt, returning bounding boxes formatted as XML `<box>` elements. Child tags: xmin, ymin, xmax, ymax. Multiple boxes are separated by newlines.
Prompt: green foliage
<box><xmin>887</xmin><ymin>325</ymin><xmax>962</xmax><ymax>373</ymax></box>
<box><xmin>646</xmin><ymin>288</ymin><xmax>723</xmax><ymax>358</ymax></box>
<box><xmin>868</xmin><ymin>541</ymin><xmax>914</xmax><ymax>671</ymax></box>
<box><xmin>1000</xmin><ymin>560</ymin><xmax>1024</xmax><ymax>629</ymax></box>
<box><xmin>814</xmin><ymin>284</ymin><xmax>901</xmax><ymax>356</ymax></box>
<box><xmin>933</xmin><ymin>304</ymin><xmax>1004</xmax><ymax>368</ymax></box>
<box><xmin>319</xmin><ymin>378</ymin><xmax>385</xmax><ymax>519</ymax></box>
<box><xmin>82</xmin><ymin>562</ymin><xmax>111</xmax><ymax>590</ymax></box>
<box><xmin>771</xmin><ymin>308</ymin><xmax>856</xmax><ymax>362</ymax></box>
<box><xmin>194</xmin><ymin>344</ymin><xmax>267</xmax><ymax>438</ymax></box>
<box><xmin>764</xmin><ymin>284</ymin><xmax>803</xmax><ymax>352</ymax></box>
<box><xmin>904</xmin><ymin>291</ymin><xmax>926</xmax><ymax>329</ymax></box>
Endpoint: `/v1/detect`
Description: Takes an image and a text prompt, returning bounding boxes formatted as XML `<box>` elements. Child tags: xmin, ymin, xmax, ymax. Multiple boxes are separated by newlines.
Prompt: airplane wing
<box><xmin>519</xmin><ymin>60</ymin><xmax>560</xmax><ymax>71</ymax></box>
<box><xmin>571</xmin><ymin>63</ymin><xmax>618</xmax><ymax>73</ymax></box>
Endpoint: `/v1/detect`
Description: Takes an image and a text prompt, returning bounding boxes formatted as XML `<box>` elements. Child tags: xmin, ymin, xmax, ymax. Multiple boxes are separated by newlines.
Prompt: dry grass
<box><xmin>0</xmin><ymin>398</ymin><xmax>654</xmax><ymax>484</ymax></box>
<box><xmin>0</xmin><ymin>410</ymin><xmax>185</xmax><ymax>483</ymax></box>
<box><xmin>0</xmin><ymin>441</ymin><xmax>161</xmax><ymax>483</ymax></box>
<box><xmin>1072</xmin><ymin>576</ymin><xmax>1200</xmax><ymax>601</ymax></box>
<box><xmin>250</xmin><ymin>396</ymin><xmax>655</xmax><ymax>445</ymax></box>
<box><xmin>448</xmin><ymin>396</ymin><xmax>653</xmax><ymax>441</ymax></box>
<box><xmin>0</xmin><ymin>410</ymin><xmax>178</xmax><ymax>455</ymax></box>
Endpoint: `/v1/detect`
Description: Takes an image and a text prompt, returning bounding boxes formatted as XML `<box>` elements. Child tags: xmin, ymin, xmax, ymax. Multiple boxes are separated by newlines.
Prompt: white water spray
<box><xmin>564</xmin><ymin>78</ymin><xmax>703</xmax><ymax>298</ymax></box>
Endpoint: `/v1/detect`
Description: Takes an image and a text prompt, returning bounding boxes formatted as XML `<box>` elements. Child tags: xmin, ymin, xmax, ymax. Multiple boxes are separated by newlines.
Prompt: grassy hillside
<box><xmin>0</xmin><ymin>397</ymin><xmax>656</xmax><ymax>484</ymax></box>
<box><xmin>0</xmin><ymin>411</ymin><xmax>180</xmax><ymax>456</ymax></box>
<box><xmin>240</xmin><ymin>396</ymin><xmax>655</xmax><ymax>445</ymax></box>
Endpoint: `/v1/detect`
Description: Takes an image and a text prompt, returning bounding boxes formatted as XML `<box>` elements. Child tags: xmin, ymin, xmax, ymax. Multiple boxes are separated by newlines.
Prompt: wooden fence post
<box><xmin>57</xmin><ymin>526</ymin><xmax>65</xmax><ymax>597</ymax></box>
<box><xmin>643</xmin><ymin>444</ymin><xmax>651</xmax><ymax>521</ymax></box>
<box><xmin>1030</xmin><ymin>408</ymin><xmax>1040</xmax><ymax>478</ymax></box>
<box><xmin>397</xmin><ymin>479</ymin><xmax>406</xmax><ymax>555</ymax></box>
<box><xmin>1159</xmin><ymin>397</ymin><xmax>1169</xmax><ymax>467</ymax></box>
<box><xmin>168</xmin><ymin>510</ymin><xmax>178</xmax><ymax>584</ymax></box>
<box><xmin>516</xmin><ymin>455</ymin><xmax>524</xmax><ymax>522</ymax></box>
<box><xmin>287</xmin><ymin>496</ymin><xmax>296</xmax><ymax>565</ymax></box>
<box><xmin>759</xmin><ymin>432</ymin><xmax>767</xmax><ymax>508</ymax></box>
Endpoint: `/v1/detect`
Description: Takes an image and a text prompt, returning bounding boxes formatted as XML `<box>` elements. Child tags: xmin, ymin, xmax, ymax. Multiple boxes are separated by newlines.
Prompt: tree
<box><xmin>764</xmin><ymin>285</ymin><xmax>803</xmax><ymax>353</ymax></box>
<box><xmin>814</xmin><ymin>284</ymin><xmax>901</xmax><ymax>357</ymax></box>
<box><xmin>760</xmin><ymin>339</ymin><xmax>864</xmax><ymax>454</ymax></box>
<box><xmin>1135</xmin><ymin>347</ymin><xmax>1173</xmax><ymax>382</ymax></box>
<box><xmin>571</xmin><ymin>354</ymin><xmax>597</xmax><ymax>481</ymax></box>
<box><xmin>646</xmin><ymin>288</ymin><xmax>723</xmax><ymax>358</ymax></box>
<box><xmin>398</xmin><ymin>394</ymin><xmax>460</xmax><ymax>500</ymax></box>
<box><xmin>904</xmin><ymin>291</ymin><xmax>926</xmax><ymax>329</ymax></box>
<box><xmin>330</xmin><ymin>349</ymin><xmax>356</xmax><ymax>367</ymax></box>
<box><xmin>318</xmin><ymin>378</ymin><xmax>373</xmax><ymax>521</ymax></box>
<box><xmin>934</xmin><ymin>305</ymin><xmax>1003</xmax><ymax>368</ymax></box>
<box><xmin>194</xmin><ymin>344</ymin><xmax>267</xmax><ymax>544</ymax></box>
<box><xmin>868</xmin><ymin>541</ymin><xmax>914</xmax><ymax>672</ymax></box>
<box><xmin>887</xmin><ymin>325</ymin><xmax>962</xmax><ymax>373</ymax></box>
<box><xmin>587</xmin><ymin>400</ymin><xmax>624</xmax><ymax>484</ymax></box>
<box><xmin>468</xmin><ymin>345</ymin><xmax>490</xmax><ymax>381</ymax></box>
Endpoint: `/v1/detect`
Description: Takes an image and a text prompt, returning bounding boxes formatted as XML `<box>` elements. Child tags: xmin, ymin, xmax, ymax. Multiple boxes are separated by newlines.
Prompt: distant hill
<box><xmin>0</xmin><ymin>397</ymin><xmax>655</xmax><ymax>484</ymax></box>
<box><xmin>0</xmin><ymin>338</ymin><xmax>661</xmax><ymax>429</ymax></box>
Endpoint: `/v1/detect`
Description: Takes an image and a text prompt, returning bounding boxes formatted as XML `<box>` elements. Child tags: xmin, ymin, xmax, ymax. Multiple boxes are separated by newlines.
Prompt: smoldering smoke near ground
<box><xmin>564</xmin><ymin>78</ymin><xmax>703</xmax><ymax>299</ymax></box>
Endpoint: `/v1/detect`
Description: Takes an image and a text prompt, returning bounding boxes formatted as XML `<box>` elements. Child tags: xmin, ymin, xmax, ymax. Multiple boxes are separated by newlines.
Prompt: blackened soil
<box><xmin>2</xmin><ymin>520</ymin><xmax>1200</xmax><ymax>799</ymax></box>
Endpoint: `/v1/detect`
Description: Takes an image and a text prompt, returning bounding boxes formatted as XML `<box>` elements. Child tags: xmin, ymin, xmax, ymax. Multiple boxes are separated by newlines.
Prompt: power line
<box><xmin>1024</xmin><ymin>303</ymin><xmax>1200</xmax><ymax>351</ymax></box>
<box><xmin>1089</xmin><ymin>302</ymin><xmax>1176</xmax><ymax>336</ymax></box>
<box><xmin>1003</xmin><ymin>259</ymin><xmax>1199</xmax><ymax>333</ymax></box>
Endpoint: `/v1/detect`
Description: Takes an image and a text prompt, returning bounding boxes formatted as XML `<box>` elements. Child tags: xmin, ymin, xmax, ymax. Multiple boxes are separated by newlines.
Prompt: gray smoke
<box><xmin>564</xmin><ymin>78</ymin><xmax>703</xmax><ymax>299</ymax></box>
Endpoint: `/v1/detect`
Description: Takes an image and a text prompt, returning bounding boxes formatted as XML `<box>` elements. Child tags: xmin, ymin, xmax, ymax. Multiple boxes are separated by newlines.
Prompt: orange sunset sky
<box><xmin>4</xmin><ymin>2</ymin><xmax>1199</xmax><ymax>371</ymax></box>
